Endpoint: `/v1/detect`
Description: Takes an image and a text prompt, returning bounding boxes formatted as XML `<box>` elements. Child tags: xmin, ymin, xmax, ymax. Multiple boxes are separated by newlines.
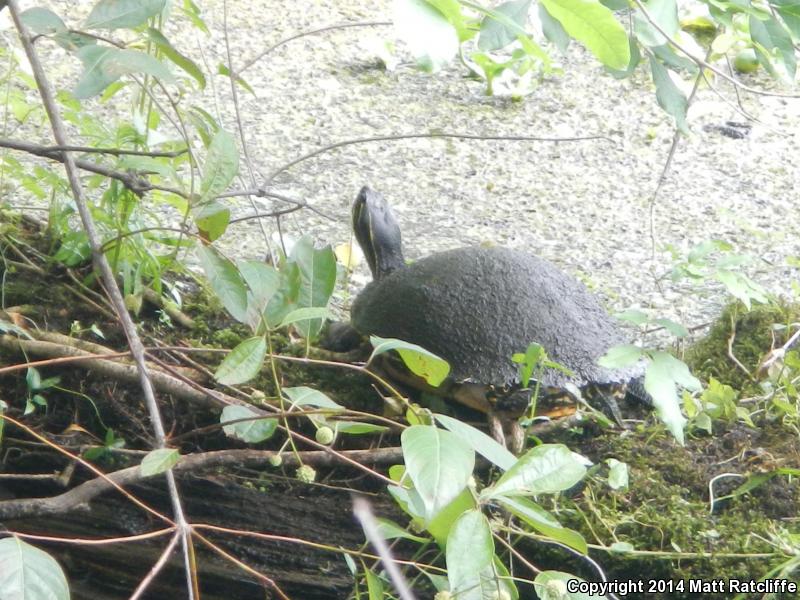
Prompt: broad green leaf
<box><xmin>365</xmin><ymin>568</ymin><xmax>384</xmax><ymax>600</ymax></box>
<box><xmin>283</xmin><ymin>386</ymin><xmax>343</xmax><ymax>410</ymax></box>
<box><xmin>512</xmin><ymin>342</ymin><xmax>545</xmax><ymax>388</ymax></box>
<box><xmin>85</xmin><ymin>0</ymin><xmax>166</xmax><ymax>29</ymax></box>
<box><xmin>644</xmin><ymin>351</ymin><xmax>700</xmax><ymax>444</ymax></box>
<box><xmin>199</xmin><ymin>129</ymin><xmax>239</xmax><ymax>203</ymax></box>
<box><xmin>0</xmin><ymin>538</ymin><xmax>69</xmax><ymax>600</ymax></box>
<box><xmin>539</xmin><ymin>4</ymin><xmax>571</xmax><ymax>52</ymax></box>
<box><xmin>214</xmin><ymin>336</ymin><xmax>267</xmax><ymax>385</ymax></box>
<box><xmin>21</xmin><ymin>7</ymin><xmax>66</xmax><ymax>34</ymax></box>
<box><xmin>427</xmin><ymin>0</ymin><xmax>473</xmax><ymax>41</ymax></box>
<box><xmin>606</xmin><ymin>458</ymin><xmax>629</xmax><ymax>489</ymax></box>
<box><xmin>425</xmin><ymin>487</ymin><xmax>475</xmax><ymax>544</ymax></box>
<box><xmin>446</xmin><ymin>510</ymin><xmax>494</xmax><ymax>598</ymax></box>
<box><xmin>605</xmin><ymin>34</ymin><xmax>642</xmax><ymax>78</ymax></box>
<box><xmin>74</xmin><ymin>46</ymin><xmax>175</xmax><ymax>98</ymax></box>
<box><xmin>654</xmin><ymin>317</ymin><xmax>689</xmax><ymax>337</ymax></box>
<box><xmin>194</xmin><ymin>200</ymin><xmax>230</xmax><ymax>242</ymax></box>
<box><xmin>333</xmin><ymin>421</ymin><xmax>389</xmax><ymax>435</ymax></box>
<box><xmin>484</xmin><ymin>444</ymin><xmax>587</xmax><ymax>499</ymax></box>
<box><xmin>479</xmin><ymin>0</ymin><xmax>532</xmax><ymax>50</ymax></box>
<box><xmin>146</xmin><ymin>28</ymin><xmax>206</xmax><ymax>88</ymax></box>
<box><xmin>715</xmin><ymin>270</ymin><xmax>768</xmax><ymax>310</ymax></box>
<box><xmin>289</xmin><ymin>237</ymin><xmax>337</xmax><ymax>338</ymax></box>
<box><xmin>633</xmin><ymin>0</ymin><xmax>679</xmax><ymax>46</ymax></box>
<box><xmin>370</xmin><ymin>335</ymin><xmax>450</xmax><ymax>386</ymax></box>
<box><xmin>140</xmin><ymin>448</ymin><xmax>180</xmax><ymax>476</ymax></box>
<box><xmin>221</xmin><ymin>404</ymin><xmax>277</xmax><ymax>443</ymax></box>
<box><xmin>278</xmin><ymin>307</ymin><xmax>331</xmax><ymax>329</ymax></box>
<box><xmin>393</xmin><ymin>0</ymin><xmax>459</xmax><ymax>71</ymax></box>
<box><xmin>772</xmin><ymin>0</ymin><xmax>800</xmax><ymax>38</ymax></box>
<box><xmin>265</xmin><ymin>262</ymin><xmax>301</xmax><ymax>328</ymax></box>
<box><xmin>598</xmin><ymin>344</ymin><xmax>643</xmax><ymax>369</ymax></box>
<box><xmin>649</xmin><ymin>56</ymin><xmax>688</xmax><ymax>133</ymax></box>
<box><xmin>615</xmin><ymin>308</ymin><xmax>649</xmax><ymax>325</ymax></box>
<box><xmin>217</xmin><ymin>64</ymin><xmax>255</xmax><ymax>94</ymax></box>
<box><xmin>435</xmin><ymin>413</ymin><xmax>517</xmax><ymax>470</ymax></box>
<box><xmin>54</xmin><ymin>230</ymin><xmax>91</xmax><ymax>266</ymax></box>
<box><xmin>750</xmin><ymin>14</ymin><xmax>796</xmax><ymax>79</ymax></box>
<box><xmin>540</xmin><ymin>0</ymin><xmax>630</xmax><ymax>69</ymax></box>
<box><xmin>196</xmin><ymin>245</ymin><xmax>248</xmax><ymax>322</ymax></box>
<box><xmin>401</xmin><ymin>425</ymin><xmax>474</xmax><ymax>521</ymax></box>
<box><xmin>500</xmin><ymin>496</ymin><xmax>588</xmax><ymax>553</ymax></box>
<box><xmin>535</xmin><ymin>570</ymin><xmax>607</xmax><ymax>598</ymax></box>
<box><xmin>375</xmin><ymin>518</ymin><xmax>428</xmax><ymax>543</ymax></box>
<box><xmin>239</xmin><ymin>261</ymin><xmax>281</xmax><ymax>331</ymax></box>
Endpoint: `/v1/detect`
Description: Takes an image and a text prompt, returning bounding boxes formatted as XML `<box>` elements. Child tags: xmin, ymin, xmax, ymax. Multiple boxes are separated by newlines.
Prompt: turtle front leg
<box><xmin>488</xmin><ymin>412</ymin><xmax>526</xmax><ymax>455</ymax></box>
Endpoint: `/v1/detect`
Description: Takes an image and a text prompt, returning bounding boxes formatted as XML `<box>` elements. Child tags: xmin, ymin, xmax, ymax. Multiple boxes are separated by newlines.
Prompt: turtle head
<box><xmin>353</xmin><ymin>186</ymin><xmax>405</xmax><ymax>280</ymax></box>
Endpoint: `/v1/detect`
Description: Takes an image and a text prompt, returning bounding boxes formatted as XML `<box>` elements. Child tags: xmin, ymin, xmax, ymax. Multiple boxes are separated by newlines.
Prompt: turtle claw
<box><xmin>488</xmin><ymin>412</ymin><xmax>526</xmax><ymax>455</ymax></box>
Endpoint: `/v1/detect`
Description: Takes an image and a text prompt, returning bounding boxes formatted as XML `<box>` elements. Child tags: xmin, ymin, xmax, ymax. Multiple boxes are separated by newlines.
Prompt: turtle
<box><xmin>349</xmin><ymin>186</ymin><xmax>644</xmax><ymax>451</ymax></box>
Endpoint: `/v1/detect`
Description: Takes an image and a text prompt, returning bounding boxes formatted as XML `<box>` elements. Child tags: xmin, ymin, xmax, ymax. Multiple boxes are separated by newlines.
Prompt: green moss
<box><xmin>685</xmin><ymin>301</ymin><xmax>800</xmax><ymax>392</ymax></box>
<box><xmin>533</xmin><ymin>423</ymin><xmax>800</xmax><ymax>598</ymax></box>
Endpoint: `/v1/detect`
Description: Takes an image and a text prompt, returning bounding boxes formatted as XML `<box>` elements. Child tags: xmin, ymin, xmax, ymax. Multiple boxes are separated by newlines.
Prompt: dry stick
<box><xmin>129</xmin><ymin>532</ymin><xmax>183</xmax><ymax>600</ymax></box>
<box><xmin>6</xmin><ymin>7</ymin><xmax>198</xmax><ymax>599</ymax></box>
<box><xmin>353</xmin><ymin>497</ymin><xmax>417</xmax><ymax>600</ymax></box>
<box><xmin>221</xmin><ymin>0</ymin><xmax>271</xmax><ymax>254</ymax></box>
<box><xmin>0</xmin><ymin>137</ymin><xmax>186</xmax><ymax>157</ymax></box>
<box><xmin>0</xmin><ymin>446</ymin><xmax>402</xmax><ymax>519</ymax></box>
<box><xmin>193</xmin><ymin>532</ymin><xmax>291</xmax><ymax>600</ymax></box>
<box><xmin>238</xmin><ymin>21</ymin><xmax>392</xmax><ymax>73</ymax></box>
<box><xmin>265</xmin><ymin>132</ymin><xmax>611</xmax><ymax>184</ymax></box>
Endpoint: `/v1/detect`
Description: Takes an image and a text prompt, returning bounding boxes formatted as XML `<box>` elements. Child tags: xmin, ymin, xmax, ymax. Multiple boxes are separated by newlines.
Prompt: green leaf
<box><xmin>393</xmin><ymin>0</ymin><xmax>459</xmax><ymax>71</ymax></box>
<box><xmin>484</xmin><ymin>444</ymin><xmax>587</xmax><ymax>499</ymax></box>
<box><xmin>278</xmin><ymin>307</ymin><xmax>331</xmax><ymax>329</ymax></box>
<box><xmin>605</xmin><ymin>34</ymin><xmax>642</xmax><ymax>78</ymax></box>
<box><xmin>288</xmin><ymin>238</ymin><xmax>337</xmax><ymax>338</ymax></box>
<box><xmin>750</xmin><ymin>14</ymin><xmax>796</xmax><ymax>79</ymax></box>
<box><xmin>375</xmin><ymin>518</ymin><xmax>428</xmax><ymax>543</ymax></box>
<box><xmin>370</xmin><ymin>335</ymin><xmax>451</xmax><ymax>386</ymax></box>
<box><xmin>283</xmin><ymin>386</ymin><xmax>343</xmax><ymax>410</ymax></box>
<box><xmin>332</xmin><ymin>421</ymin><xmax>389</xmax><ymax>435</ymax></box>
<box><xmin>139</xmin><ymin>447</ymin><xmax>180</xmax><ymax>476</ymax></box>
<box><xmin>199</xmin><ymin>129</ymin><xmax>239</xmax><ymax>203</ymax></box>
<box><xmin>74</xmin><ymin>47</ymin><xmax>175</xmax><ymax>99</ymax></box>
<box><xmin>221</xmin><ymin>404</ymin><xmax>277</xmax><ymax>443</ymax></box>
<box><xmin>598</xmin><ymin>344</ymin><xmax>643</xmax><ymax>369</ymax></box>
<box><xmin>146</xmin><ymin>28</ymin><xmax>206</xmax><ymax>88</ymax></box>
<box><xmin>239</xmin><ymin>261</ymin><xmax>281</xmax><ymax>331</ymax></box>
<box><xmin>654</xmin><ymin>317</ymin><xmax>689</xmax><ymax>337</ymax></box>
<box><xmin>217</xmin><ymin>64</ymin><xmax>255</xmax><ymax>94</ymax></box>
<box><xmin>0</xmin><ymin>537</ymin><xmax>70</xmax><ymax>600</ymax></box>
<box><xmin>21</xmin><ymin>7</ymin><xmax>66</xmax><ymax>34</ymax></box>
<box><xmin>54</xmin><ymin>230</ymin><xmax>91</xmax><ymax>266</ymax></box>
<box><xmin>479</xmin><ymin>0</ymin><xmax>532</xmax><ymax>50</ymax></box>
<box><xmin>365</xmin><ymin>568</ymin><xmax>384</xmax><ymax>600</ymax></box>
<box><xmin>633</xmin><ymin>0</ymin><xmax>679</xmax><ymax>46</ymax></box>
<box><xmin>214</xmin><ymin>336</ymin><xmax>267</xmax><ymax>385</ymax></box>
<box><xmin>614</xmin><ymin>308</ymin><xmax>649</xmax><ymax>326</ymax></box>
<box><xmin>539</xmin><ymin>4</ymin><xmax>571</xmax><ymax>52</ymax></box>
<box><xmin>606</xmin><ymin>458</ymin><xmax>629</xmax><ymax>489</ymax></box>
<box><xmin>772</xmin><ymin>0</ymin><xmax>800</xmax><ymax>38</ymax></box>
<box><xmin>649</xmin><ymin>56</ymin><xmax>688</xmax><ymax>133</ymax></box>
<box><xmin>446</xmin><ymin>510</ymin><xmax>495</xmax><ymax>598</ymax></box>
<box><xmin>539</xmin><ymin>0</ymin><xmax>630</xmax><ymax>69</ymax></box>
<box><xmin>194</xmin><ymin>200</ymin><xmax>230</xmax><ymax>242</ymax></box>
<box><xmin>85</xmin><ymin>0</ymin><xmax>166</xmax><ymax>29</ymax></box>
<box><xmin>196</xmin><ymin>245</ymin><xmax>248</xmax><ymax>322</ymax></box>
<box><xmin>435</xmin><ymin>413</ymin><xmax>517</xmax><ymax>470</ymax></box>
<box><xmin>644</xmin><ymin>351</ymin><xmax>700</xmax><ymax>445</ymax></box>
<box><xmin>500</xmin><ymin>496</ymin><xmax>588</xmax><ymax>553</ymax></box>
<box><xmin>401</xmin><ymin>425</ymin><xmax>475</xmax><ymax>521</ymax></box>
<box><xmin>535</xmin><ymin>570</ymin><xmax>607</xmax><ymax>599</ymax></box>
<box><xmin>512</xmin><ymin>342</ymin><xmax>546</xmax><ymax>388</ymax></box>
<box><xmin>715</xmin><ymin>270</ymin><xmax>768</xmax><ymax>310</ymax></box>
